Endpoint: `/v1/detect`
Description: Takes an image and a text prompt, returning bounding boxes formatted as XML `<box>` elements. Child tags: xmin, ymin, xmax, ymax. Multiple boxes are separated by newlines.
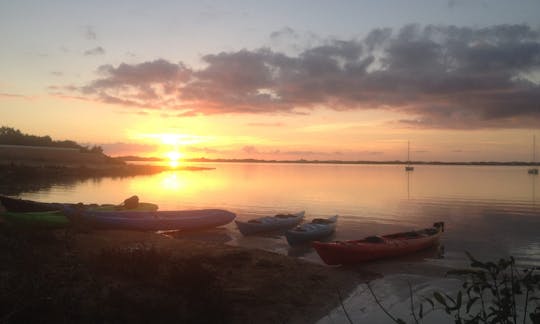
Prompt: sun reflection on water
<box><xmin>161</xmin><ymin>172</ymin><xmax>183</xmax><ymax>191</ymax></box>
<box><xmin>166</xmin><ymin>151</ymin><xmax>183</xmax><ymax>168</ymax></box>
<box><xmin>126</xmin><ymin>169</ymin><xmax>228</xmax><ymax>210</ymax></box>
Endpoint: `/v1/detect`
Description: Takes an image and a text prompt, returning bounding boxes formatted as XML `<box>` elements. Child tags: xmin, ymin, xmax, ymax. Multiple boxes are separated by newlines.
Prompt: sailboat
<box><xmin>405</xmin><ymin>141</ymin><xmax>414</xmax><ymax>171</ymax></box>
<box><xmin>528</xmin><ymin>135</ymin><xmax>538</xmax><ymax>175</ymax></box>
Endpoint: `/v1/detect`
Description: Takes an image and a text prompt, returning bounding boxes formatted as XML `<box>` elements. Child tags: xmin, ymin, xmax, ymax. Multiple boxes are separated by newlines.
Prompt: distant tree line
<box><xmin>0</xmin><ymin>126</ymin><xmax>103</xmax><ymax>154</ymax></box>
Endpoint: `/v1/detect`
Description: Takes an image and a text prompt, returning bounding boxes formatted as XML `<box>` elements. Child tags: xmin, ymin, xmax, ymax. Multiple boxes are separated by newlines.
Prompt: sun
<box><xmin>161</xmin><ymin>134</ymin><xmax>180</xmax><ymax>146</ymax></box>
<box><xmin>166</xmin><ymin>150</ymin><xmax>184</xmax><ymax>168</ymax></box>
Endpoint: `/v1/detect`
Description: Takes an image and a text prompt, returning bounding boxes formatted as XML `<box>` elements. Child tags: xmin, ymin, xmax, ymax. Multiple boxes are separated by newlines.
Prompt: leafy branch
<box><xmin>368</xmin><ymin>253</ymin><xmax>540</xmax><ymax>324</ymax></box>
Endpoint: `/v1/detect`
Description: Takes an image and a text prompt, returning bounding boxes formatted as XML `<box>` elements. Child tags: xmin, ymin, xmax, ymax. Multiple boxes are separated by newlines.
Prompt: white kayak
<box><xmin>235</xmin><ymin>211</ymin><xmax>305</xmax><ymax>235</ymax></box>
<box><xmin>285</xmin><ymin>215</ymin><xmax>338</xmax><ymax>245</ymax></box>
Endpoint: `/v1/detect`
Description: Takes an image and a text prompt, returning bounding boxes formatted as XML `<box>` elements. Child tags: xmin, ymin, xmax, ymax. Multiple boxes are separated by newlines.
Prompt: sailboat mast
<box><xmin>529</xmin><ymin>135</ymin><xmax>539</xmax><ymax>174</ymax></box>
<box><xmin>534</xmin><ymin>135</ymin><xmax>536</xmax><ymax>163</ymax></box>
<box><xmin>405</xmin><ymin>141</ymin><xmax>414</xmax><ymax>171</ymax></box>
<box><xmin>407</xmin><ymin>141</ymin><xmax>410</xmax><ymax>163</ymax></box>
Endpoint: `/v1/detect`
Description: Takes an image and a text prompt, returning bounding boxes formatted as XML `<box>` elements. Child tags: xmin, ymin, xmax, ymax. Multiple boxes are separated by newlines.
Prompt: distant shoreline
<box><xmin>0</xmin><ymin>163</ymin><xmax>214</xmax><ymax>196</ymax></box>
<box><xmin>118</xmin><ymin>156</ymin><xmax>540</xmax><ymax>167</ymax></box>
<box><xmin>0</xmin><ymin>163</ymin><xmax>213</xmax><ymax>176</ymax></box>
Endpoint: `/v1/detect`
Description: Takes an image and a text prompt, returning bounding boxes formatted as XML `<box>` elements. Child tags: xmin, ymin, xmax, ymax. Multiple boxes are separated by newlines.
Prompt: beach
<box><xmin>0</xmin><ymin>208</ymin><xmax>375</xmax><ymax>323</ymax></box>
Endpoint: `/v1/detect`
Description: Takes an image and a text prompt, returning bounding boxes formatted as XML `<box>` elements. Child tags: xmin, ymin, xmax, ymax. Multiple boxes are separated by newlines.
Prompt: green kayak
<box><xmin>1</xmin><ymin>203</ymin><xmax>159</xmax><ymax>228</ymax></box>
<box><xmin>87</xmin><ymin>203</ymin><xmax>159</xmax><ymax>212</ymax></box>
<box><xmin>1</xmin><ymin>210</ymin><xmax>69</xmax><ymax>228</ymax></box>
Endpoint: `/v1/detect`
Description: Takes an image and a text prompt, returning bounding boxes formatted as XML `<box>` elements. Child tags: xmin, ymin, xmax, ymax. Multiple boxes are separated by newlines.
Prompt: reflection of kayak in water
<box><xmin>313</xmin><ymin>222</ymin><xmax>445</xmax><ymax>265</ymax></box>
<box><xmin>0</xmin><ymin>195</ymin><xmax>158</xmax><ymax>212</ymax></box>
<box><xmin>285</xmin><ymin>215</ymin><xmax>338</xmax><ymax>245</ymax></box>
<box><xmin>63</xmin><ymin>207</ymin><xmax>236</xmax><ymax>231</ymax></box>
<box><xmin>235</xmin><ymin>211</ymin><xmax>305</xmax><ymax>235</ymax></box>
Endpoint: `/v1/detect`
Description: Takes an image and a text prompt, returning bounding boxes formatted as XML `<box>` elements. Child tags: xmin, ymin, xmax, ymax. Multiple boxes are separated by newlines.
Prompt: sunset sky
<box><xmin>1</xmin><ymin>0</ymin><xmax>540</xmax><ymax>162</ymax></box>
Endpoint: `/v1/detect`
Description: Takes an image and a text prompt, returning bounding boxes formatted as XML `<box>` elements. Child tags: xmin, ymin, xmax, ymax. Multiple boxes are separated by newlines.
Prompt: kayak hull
<box><xmin>235</xmin><ymin>211</ymin><xmax>305</xmax><ymax>235</ymax></box>
<box><xmin>0</xmin><ymin>195</ymin><xmax>158</xmax><ymax>212</ymax></box>
<box><xmin>312</xmin><ymin>223</ymin><xmax>444</xmax><ymax>265</ymax></box>
<box><xmin>65</xmin><ymin>208</ymin><xmax>236</xmax><ymax>231</ymax></box>
<box><xmin>1</xmin><ymin>211</ymin><xmax>69</xmax><ymax>228</ymax></box>
<box><xmin>285</xmin><ymin>215</ymin><xmax>338</xmax><ymax>245</ymax></box>
<box><xmin>0</xmin><ymin>195</ymin><xmax>62</xmax><ymax>212</ymax></box>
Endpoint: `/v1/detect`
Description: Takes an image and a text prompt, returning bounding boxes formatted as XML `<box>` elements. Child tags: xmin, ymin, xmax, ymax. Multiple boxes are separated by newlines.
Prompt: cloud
<box><xmin>80</xmin><ymin>59</ymin><xmax>192</xmax><ymax>109</ymax></box>
<box><xmin>0</xmin><ymin>92</ymin><xmax>34</xmax><ymax>100</ymax></box>
<box><xmin>270</xmin><ymin>27</ymin><xmax>298</xmax><ymax>41</ymax></box>
<box><xmin>70</xmin><ymin>24</ymin><xmax>540</xmax><ymax>129</ymax></box>
<box><xmin>84</xmin><ymin>26</ymin><xmax>97</xmax><ymax>40</ymax></box>
<box><xmin>185</xmin><ymin>146</ymin><xmax>223</xmax><ymax>154</ymax></box>
<box><xmin>242</xmin><ymin>145</ymin><xmax>259</xmax><ymax>154</ymax></box>
<box><xmin>246</xmin><ymin>122</ymin><xmax>285</xmax><ymax>127</ymax></box>
<box><xmin>99</xmin><ymin>142</ymin><xmax>158</xmax><ymax>156</ymax></box>
<box><xmin>84</xmin><ymin>46</ymin><xmax>105</xmax><ymax>56</ymax></box>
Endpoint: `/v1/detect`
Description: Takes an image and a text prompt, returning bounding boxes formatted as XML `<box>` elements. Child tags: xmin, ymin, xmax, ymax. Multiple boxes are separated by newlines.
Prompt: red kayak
<box><xmin>312</xmin><ymin>222</ymin><xmax>444</xmax><ymax>265</ymax></box>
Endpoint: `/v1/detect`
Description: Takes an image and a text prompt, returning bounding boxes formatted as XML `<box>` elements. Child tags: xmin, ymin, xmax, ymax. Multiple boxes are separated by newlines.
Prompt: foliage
<box><xmin>370</xmin><ymin>253</ymin><xmax>540</xmax><ymax>324</ymax></box>
<box><xmin>0</xmin><ymin>126</ymin><xmax>103</xmax><ymax>153</ymax></box>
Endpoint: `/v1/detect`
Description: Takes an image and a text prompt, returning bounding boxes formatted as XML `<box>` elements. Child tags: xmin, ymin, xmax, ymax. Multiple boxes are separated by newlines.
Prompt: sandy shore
<box><xmin>72</xmin><ymin>229</ymin><xmax>377</xmax><ymax>323</ymax></box>
<box><xmin>0</xmin><ymin>213</ymin><xmax>379</xmax><ymax>323</ymax></box>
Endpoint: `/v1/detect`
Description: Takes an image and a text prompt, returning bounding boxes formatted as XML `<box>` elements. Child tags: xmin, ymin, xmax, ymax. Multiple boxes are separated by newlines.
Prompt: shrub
<box><xmin>370</xmin><ymin>253</ymin><xmax>540</xmax><ymax>324</ymax></box>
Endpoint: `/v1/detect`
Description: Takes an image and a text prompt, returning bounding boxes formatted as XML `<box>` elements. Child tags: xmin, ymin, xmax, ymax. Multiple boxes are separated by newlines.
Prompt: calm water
<box><xmin>14</xmin><ymin>163</ymin><xmax>540</xmax><ymax>268</ymax></box>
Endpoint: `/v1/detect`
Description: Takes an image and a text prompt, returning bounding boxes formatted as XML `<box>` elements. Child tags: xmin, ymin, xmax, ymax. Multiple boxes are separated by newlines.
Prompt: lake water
<box><xmin>14</xmin><ymin>162</ymin><xmax>540</xmax><ymax>268</ymax></box>
<box><xmin>9</xmin><ymin>162</ymin><xmax>540</xmax><ymax>322</ymax></box>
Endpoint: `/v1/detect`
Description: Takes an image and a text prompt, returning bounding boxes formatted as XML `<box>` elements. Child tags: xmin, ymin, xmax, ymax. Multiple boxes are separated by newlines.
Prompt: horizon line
<box><xmin>116</xmin><ymin>155</ymin><xmax>540</xmax><ymax>166</ymax></box>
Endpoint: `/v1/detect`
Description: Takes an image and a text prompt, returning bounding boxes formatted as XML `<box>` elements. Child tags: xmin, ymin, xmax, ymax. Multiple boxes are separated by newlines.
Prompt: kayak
<box><xmin>285</xmin><ymin>215</ymin><xmax>338</xmax><ymax>245</ymax></box>
<box><xmin>0</xmin><ymin>195</ymin><xmax>158</xmax><ymax>212</ymax></box>
<box><xmin>1</xmin><ymin>210</ymin><xmax>69</xmax><ymax>228</ymax></box>
<box><xmin>235</xmin><ymin>211</ymin><xmax>305</xmax><ymax>235</ymax></box>
<box><xmin>312</xmin><ymin>222</ymin><xmax>444</xmax><ymax>265</ymax></box>
<box><xmin>0</xmin><ymin>195</ymin><xmax>62</xmax><ymax>212</ymax></box>
<box><xmin>0</xmin><ymin>202</ymin><xmax>161</xmax><ymax>228</ymax></box>
<box><xmin>87</xmin><ymin>203</ymin><xmax>159</xmax><ymax>211</ymax></box>
<box><xmin>63</xmin><ymin>207</ymin><xmax>236</xmax><ymax>231</ymax></box>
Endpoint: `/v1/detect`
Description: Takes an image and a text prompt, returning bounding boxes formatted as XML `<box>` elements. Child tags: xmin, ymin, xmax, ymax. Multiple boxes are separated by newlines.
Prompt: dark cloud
<box><xmin>71</xmin><ymin>24</ymin><xmax>540</xmax><ymax>129</ymax></box>
<box><xmin>84</xmin><ymin>46</ymin><xmax>105</xmax><ymax>56</ymax></box>
<box><xmin>81</xmin><ymin>59</ymin><xmax>192</xmax><ymax>109</ymax></box>
<box><xmin>270</xmin><ymin>27</ymin><xmax>297</xmax><ymax>41</ymax></box>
